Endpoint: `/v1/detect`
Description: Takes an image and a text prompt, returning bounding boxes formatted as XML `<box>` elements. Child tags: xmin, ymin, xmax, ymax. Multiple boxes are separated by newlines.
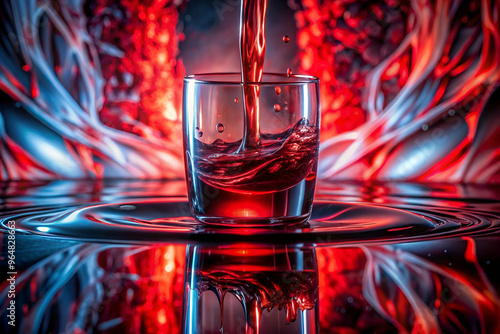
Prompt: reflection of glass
<box><xmin>183</xmin><ymin>73</ymin><xmax>320</xmax><ymax>225</ymax></box>
<box><xmin>182</xmin><ymin>245</ymin><xmax>319</xmax><ymax>334</ymax></box>
<box><xmin>1</xmin><ymin>236</ymin><xmax>499</xmax><ymax>332</ymax></box>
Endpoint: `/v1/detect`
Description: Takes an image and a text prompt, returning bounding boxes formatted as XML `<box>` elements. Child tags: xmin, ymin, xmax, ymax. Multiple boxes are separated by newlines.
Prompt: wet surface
<box><xmin>1</xmin><ymin>180</ymin><xmax>500</xmax><ymax>333</ymax></box>
<box><xmin>1</xmin><ymin>200</ymin><xmax>449</xmax><ymax>244</ymax></box>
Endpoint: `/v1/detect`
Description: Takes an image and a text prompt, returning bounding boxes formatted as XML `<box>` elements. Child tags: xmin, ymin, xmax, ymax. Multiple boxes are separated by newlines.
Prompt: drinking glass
<box><xmin>183</xmin><ymin>73</ymin><xmax>320</xmax><ymax>226</ymax></box>
<box><xmin>182</xmin><ymin>245</ymin><xmax>319</xmax><ymax>334</ymax></box>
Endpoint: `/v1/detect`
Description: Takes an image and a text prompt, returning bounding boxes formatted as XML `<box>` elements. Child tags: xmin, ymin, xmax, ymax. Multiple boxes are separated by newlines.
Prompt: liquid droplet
<box><xmin>216</xmin><ymin>123</ymin><xmax>225</xmax><ymax>133</ymax></box>
<box><xmin>274</xmin><ymin>104</ymin><xmax>281</xmax><ymax>112</ymax></box>
<box><xmin>283</xmin><ymin>35</ymin><xmax>290</xmax><ymax>43</ymax></box>
<box><xmin>198</xmin><ymin>131</ymin><xmax>203</xmax><ymax>137</ymax></box>
<box><xmin>287</xmin><ymin>68</ymin><xmax>292</xmax><ymax>77</ymax></box>
<box><xmin>305</xmin><ymin>172</ymin><xmax>316</xmax><ymax>181</ymax></box>
<box><xmin>275</xmin><ymin>86</ymin><xmax>281</xmax><ymax>95</ymax></box>
<box><xmin>234</xmin><ymin>98</ymin><xmax>238</xmax><ymax>103</ymax></box>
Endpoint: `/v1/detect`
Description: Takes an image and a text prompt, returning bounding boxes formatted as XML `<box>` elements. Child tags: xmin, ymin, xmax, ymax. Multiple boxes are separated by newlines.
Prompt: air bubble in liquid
<box><xmin>216</xmin><ymin>123</ymin><xmax>225</xmax><ymax>133</ymax></box>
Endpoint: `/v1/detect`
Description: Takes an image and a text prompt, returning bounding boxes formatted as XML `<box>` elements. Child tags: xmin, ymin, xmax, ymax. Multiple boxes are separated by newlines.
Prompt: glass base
<box><xmin>194</xmin><ymin>212</ymin><xmax>311</xmax><ymax>227</ymax></box>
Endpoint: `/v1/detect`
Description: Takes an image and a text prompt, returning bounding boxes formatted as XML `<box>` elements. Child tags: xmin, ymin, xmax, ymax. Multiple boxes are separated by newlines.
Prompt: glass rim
<box><xmin>184</xmin><ymin>72</ymin><xmax>319</xmax><ymax>85</ymax></box>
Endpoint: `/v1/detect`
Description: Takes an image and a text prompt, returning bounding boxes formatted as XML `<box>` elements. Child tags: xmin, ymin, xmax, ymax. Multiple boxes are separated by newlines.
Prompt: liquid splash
<box><xmin>192</xmin><ymin>119</ymin><xmax>318</xmax><ymax>193</ymax></box>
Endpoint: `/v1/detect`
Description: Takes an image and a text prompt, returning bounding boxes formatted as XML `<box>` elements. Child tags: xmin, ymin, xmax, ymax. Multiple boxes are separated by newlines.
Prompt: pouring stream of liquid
<box><xmin>239</xmin><ymin>0</ymin><xmax>267</xmax><ymax>151</ymax></box>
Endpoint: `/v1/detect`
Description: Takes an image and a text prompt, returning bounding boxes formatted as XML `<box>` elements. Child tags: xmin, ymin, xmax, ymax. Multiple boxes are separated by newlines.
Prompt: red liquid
<box><xmin>239</xmin><ymin>0</ymin><xmax>267</xmax><ymax>151</ymax></box>
<box><xmin>196</xmin><ymin>270</ymin><xmax>318</xmax><ymax>332</ymax></box>
<box><xmin>185</xmin><ymin>246</ymin><xmax>319</xmax><ymax>333</ymax></box>
<box><xmin>186</xmin><ymin>120</ymin><xmax>319</xmax><ymax>224</ymax></box>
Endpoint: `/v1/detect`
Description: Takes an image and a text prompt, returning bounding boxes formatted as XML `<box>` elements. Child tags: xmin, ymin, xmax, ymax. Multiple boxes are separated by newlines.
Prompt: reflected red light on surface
<box><xmin>463</xmin><ymin>236</ymin><xmax>477</xmax><ymax>263</ymax></box>
<box><xmin>95</xmin><ymin>245</ymin><xmax>186</xmax><ymax>333</ymax></box>
<box><xmin>315</xmin><ymin>243</ymin><xmax>500</xmax><ymax>333</ymax></box>
<box><xmin>316</xmin><ymin>247</ymin><xmax>394</xmax><ymax>332</ymax></box>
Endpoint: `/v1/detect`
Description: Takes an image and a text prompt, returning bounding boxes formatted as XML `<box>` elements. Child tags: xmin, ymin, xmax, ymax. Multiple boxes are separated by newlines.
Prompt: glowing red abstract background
<box><xmin>0</xmin><ymin>0</ymin><xmax>499</xmax><ymax>182</ymax></box>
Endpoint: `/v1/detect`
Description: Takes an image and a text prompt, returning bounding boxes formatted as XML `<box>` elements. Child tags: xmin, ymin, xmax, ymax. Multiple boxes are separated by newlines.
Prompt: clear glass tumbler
<box><xmin>183</xmin><ymin>73</ymin><xmax>320</xmax><ymax>225</ymax></box>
